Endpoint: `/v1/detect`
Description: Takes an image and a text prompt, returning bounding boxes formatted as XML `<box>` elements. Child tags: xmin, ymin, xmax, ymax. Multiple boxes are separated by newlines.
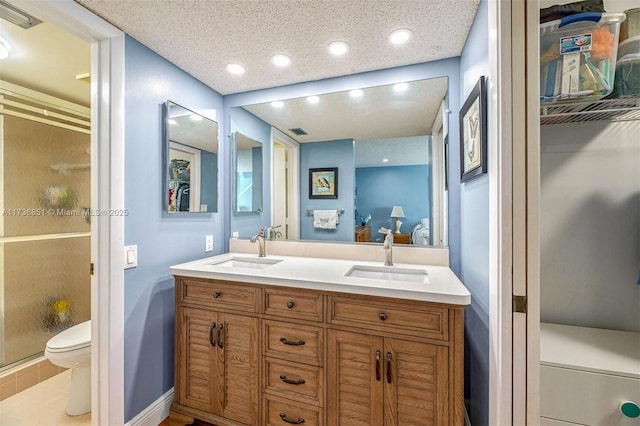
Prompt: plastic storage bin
<box><xmin>540</xmin><ymin>12</ymin><xmax>626</xmax><ymax>103</ymax></box>
<box><xmin>612</xmin><ymin>35</ymin><xmax>640</xmax><ymax>97</ymax></box>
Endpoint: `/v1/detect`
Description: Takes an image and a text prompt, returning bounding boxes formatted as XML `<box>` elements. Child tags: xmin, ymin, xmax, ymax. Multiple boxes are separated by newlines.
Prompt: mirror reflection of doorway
<box><xmin>271</xmin><ymin>129</ymin><xmax>299</xmax><ymax>240</ymax></box>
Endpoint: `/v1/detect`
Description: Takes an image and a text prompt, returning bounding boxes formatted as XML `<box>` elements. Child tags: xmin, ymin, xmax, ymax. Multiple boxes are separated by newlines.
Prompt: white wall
<box><xmin>540</xmin><ymin>120</ymin><xmax>640</xmax><ymax>332</ymax></box>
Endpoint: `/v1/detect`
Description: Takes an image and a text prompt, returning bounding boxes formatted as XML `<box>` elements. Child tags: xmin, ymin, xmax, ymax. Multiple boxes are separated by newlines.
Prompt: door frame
<box><xmin>271</xmin><ymin>128</ymin><xmax>300</xmax><ymax>240</ymax></box>
<box><xmin>14</xmin><ymin>1</ymin><xmax>126</xmax><ymax>424</ymax></box>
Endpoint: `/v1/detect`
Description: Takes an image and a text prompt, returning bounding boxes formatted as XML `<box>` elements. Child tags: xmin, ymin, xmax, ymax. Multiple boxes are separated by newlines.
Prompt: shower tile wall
<box><xmin>1</xmin><ymin>114</ymin><xmax>90</xmax><ymax>368</ymax></box>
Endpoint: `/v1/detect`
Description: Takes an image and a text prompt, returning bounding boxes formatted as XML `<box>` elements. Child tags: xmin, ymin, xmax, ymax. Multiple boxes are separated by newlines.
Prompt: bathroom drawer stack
<box><xmin>262</xmin><ymin>288</ymin><xmax>325</xmax><ymax>425</ymax></box>
<box><xmin>170</xmin><ymin>276</ymin><xmax>466</xmax><ymax>426</ymax></box>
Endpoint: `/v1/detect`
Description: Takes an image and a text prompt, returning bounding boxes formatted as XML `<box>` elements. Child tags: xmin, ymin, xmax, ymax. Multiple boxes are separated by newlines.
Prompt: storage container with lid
<box><xmin>612</xmin><ymin>35</ymin><xmax>640</xmax><ymax>98</ymax></box>
<box><xmin>540</xmin><ymin>12</ymin><xmax>626</xmax><ymax>103</ymax></box>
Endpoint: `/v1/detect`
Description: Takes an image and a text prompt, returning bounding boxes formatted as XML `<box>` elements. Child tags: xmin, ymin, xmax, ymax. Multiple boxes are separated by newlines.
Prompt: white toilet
<box><xmin>45</xmin><ymin>320</ymin><xmax>91</xmax><ymax>416</ymax></box>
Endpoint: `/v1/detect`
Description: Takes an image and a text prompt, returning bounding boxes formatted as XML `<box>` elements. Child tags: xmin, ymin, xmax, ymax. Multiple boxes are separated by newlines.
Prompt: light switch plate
<box><xmin>124</xmin><ymin>245</ymin><xmax>138</xmax><ymax>269</ymax></box>
<box><xmin>205</xmin><ymin>235</ymin><xmax>213</xmax><ymax>252</ymax></box>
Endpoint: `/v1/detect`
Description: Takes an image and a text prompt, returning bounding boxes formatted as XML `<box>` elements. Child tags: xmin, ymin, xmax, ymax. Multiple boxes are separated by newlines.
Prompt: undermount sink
<box><xmin>210</xmin><ymin>257</ymin><xmax>282</xmax><ymax>269</ymax></box>
<box><xmin>345</xmin><ymin>265</ymin><xmax>430</xmax><ymax>284</ymax></box>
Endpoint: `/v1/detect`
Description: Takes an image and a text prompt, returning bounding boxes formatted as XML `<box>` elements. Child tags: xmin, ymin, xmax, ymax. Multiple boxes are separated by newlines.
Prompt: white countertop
<box><xmin>170</xmin><ymin>252</ymin><xmax>470</xmax><ymax>306</ymax></box>
<box><xmin>540</xmin><ymin>322</ymin><xmax>640</xmax><ymax>379</ymax></box>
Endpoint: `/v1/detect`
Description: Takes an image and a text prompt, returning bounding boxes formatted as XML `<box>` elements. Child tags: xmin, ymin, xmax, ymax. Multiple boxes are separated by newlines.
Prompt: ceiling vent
<box><xmin>288</xmin><ymin>128</ymin><xmax>308</xmax><ymax>136</ymax></box>
<box><xmin>0</xmin><ymin>0</ymin><xmax>42</xmax><ymax>29</ymax></box>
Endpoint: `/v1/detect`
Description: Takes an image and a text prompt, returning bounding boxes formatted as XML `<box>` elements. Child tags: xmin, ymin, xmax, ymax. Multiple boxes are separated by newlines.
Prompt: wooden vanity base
<box><xmin>171</xmin><ymin>276</ymin><xmax>465</xmax><ymax>425</ymax></box>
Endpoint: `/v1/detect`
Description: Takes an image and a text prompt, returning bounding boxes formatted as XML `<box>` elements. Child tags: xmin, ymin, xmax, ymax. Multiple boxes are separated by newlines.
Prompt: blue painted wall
<box><xmin>123</xmin><ymin>36</ymin><xmax>223</xmax><ymax>422</ymax></box>
<box><xmin>229</xmin><ymin>107</ymin><xmax>271</xmax><ymax>237</ymax></box>
<box><xmin>356</xmin><ymin>165</ymin><xmax>430</xmax><ymax>241</ymax></box>
<box><xmin>459</xmin><ymin>0</ymin><xmax>490</xmax><ymax>424</ymax></box>
<box><xmin>299</xmin><ymin>139</ymin><xmax>354</xmax><ymax>241</ymax></box>
<box><xmin>223</xmin><ymin>59</ymin><xmax>461</xmax><ymax>254</ymax></box>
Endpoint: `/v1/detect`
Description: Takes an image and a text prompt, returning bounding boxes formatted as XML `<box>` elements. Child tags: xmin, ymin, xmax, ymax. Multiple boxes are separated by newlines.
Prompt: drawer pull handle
<box><xmin>279</xmin><ymin>413</ymin><xmax>305</xmax><ymax>424</ymax></box>
<box><xmin>379</xmin><ymin>312</ymin><xmax>387</xmax><ymax>321</ymax></box>
<box><xmin>375</xmin><ymin>350</ymin><xmax>381</xmax><ymax>381</ymax></box>
<box><xmin>209</xmin><ymin>322</ymin><xmax>216</xmax><ymax>347</ymax></box>
<box><xmin>287</xmin><ymin>301</ymin><xmax>295</xmax><ymax>309</ymax></box>
<box><xmin>280</xmin><ymin>337</ymin><xmax>305</xmax><ymax>346</ymax></box>
<box><xmin>279</xmin><ymin>374</ymin><xmax>305</xmax><ymax>385</ymax></box>
<box><xmin>213</xmin><ymin>291</ymin><xmax>221</xmax><ymax>299</ymax></box>
<box><xmin>386</xmin><ymin>352</ymin><xmax>392</xmax><ymax>383</ymax></box>
<box><xmin>217</xmin><ymin>323</ymin><xmax>224</xmax><ymax>349</ymax></box>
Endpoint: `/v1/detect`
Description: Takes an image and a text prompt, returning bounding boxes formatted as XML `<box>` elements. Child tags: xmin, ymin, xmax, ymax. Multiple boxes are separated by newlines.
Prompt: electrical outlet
<box><xmin>205</xmin><ymin>235</ymin><xmax>214</xmax><ymax>252</ymax></box>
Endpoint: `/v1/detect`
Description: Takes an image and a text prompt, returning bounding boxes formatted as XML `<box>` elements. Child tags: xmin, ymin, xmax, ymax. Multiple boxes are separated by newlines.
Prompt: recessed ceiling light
<box><xmin>271</xmin><ymin>54</ymin><xmax>291</xmax><ymax>67</ymax></box>
<box><xmin>307</xmin><ymin>96</ymin><xmax>320</xmax><ymax>104</ymax></box>
<box><xmin>225</xmin><ymin>63</ymin><xmax>245</xmax><ymax>75</ymax></box>
<box><xmin>328</xmin><ymin>41</ymin><xmax>349</xmax><ymax>56</ymax></box>
<box><xmin>383</xmin><ymin>158</ymin><xmax>389</xmax><ymax>163</ymax></box>
<box><xmin>349</xmin><ymin>89</ymin><xmax>363</xmax><ymax>98</ymax></box>
<box><xmin>271</xmin><ymin>101</ymin><xmax>284</xmax><ymax>108</ymax></box>
<box><xmin>388</xmin><ymin>29</ymin><xmax>413</xmax><ymax>45</ymax></box>
<box><xmin>393</xmin><ymin>82</ymin><xmax>409</xmax><ymax>92</ymax></box>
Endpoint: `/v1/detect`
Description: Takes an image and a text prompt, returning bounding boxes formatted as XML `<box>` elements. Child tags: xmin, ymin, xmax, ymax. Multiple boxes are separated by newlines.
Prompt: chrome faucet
<box><xmin>250</xmin><ymin>226</ymin><xmax>267</xmax><ymax>257</ymax></box>
<box><xmin>379</xmin><ymin>227</ymin><xmax>394</xmax><ymax>266</ymax></box>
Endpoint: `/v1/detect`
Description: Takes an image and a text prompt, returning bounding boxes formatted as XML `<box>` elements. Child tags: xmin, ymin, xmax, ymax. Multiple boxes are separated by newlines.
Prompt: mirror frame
<box><xmin>164</xmin><ymin>100</ymin><xmax>219</xmax><ymax>214</ymax></box>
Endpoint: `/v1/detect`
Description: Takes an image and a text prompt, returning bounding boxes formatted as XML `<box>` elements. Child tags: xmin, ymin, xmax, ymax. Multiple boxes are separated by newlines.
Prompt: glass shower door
<box><xmin>0</xmin><ymin>83</ymin><xmax>91</xmax><ymax>369</ymax></box>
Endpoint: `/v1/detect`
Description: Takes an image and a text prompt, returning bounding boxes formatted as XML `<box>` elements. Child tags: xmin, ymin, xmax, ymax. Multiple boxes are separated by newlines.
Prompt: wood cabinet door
<box><xmin>327</xmin><ymin>330</ymin><xmax>384</xmax><ymax>426</ymax></box>
<box><xmin>178</xmin><ymin>307</ymin><xmax>217</xmax><ymax>412</ymax></box>
<box><xmin>383</xmin><ymin>339</ymin><xmax>449</xmax><ymax>426</ymax></box>
<box><xmin>215</xmin><ymin>312</ymin><xmax>259</xmax><ymax>425</ymax></box>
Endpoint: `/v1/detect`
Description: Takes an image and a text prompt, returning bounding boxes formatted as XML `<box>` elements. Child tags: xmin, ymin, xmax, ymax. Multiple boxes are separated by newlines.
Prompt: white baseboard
<box><xmin>125</xmin><ymin>387</ymin><xmax>174</xmax><ymax>426</ymax></box>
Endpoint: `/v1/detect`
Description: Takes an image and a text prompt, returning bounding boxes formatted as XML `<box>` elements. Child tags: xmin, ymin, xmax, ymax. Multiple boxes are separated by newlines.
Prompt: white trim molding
<box><xmin>125</xmin><ymin>388</ymin><xmax>174</xmax><ymax>426</ymax></box>
<box><xmin>488</xmin><ymin>0</ymin><xmax>514</xmax><ymax>424</ymax></box>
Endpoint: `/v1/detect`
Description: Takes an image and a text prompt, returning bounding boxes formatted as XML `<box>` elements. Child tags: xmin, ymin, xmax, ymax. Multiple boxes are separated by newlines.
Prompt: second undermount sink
<box><xmin>210</xmin><ymin>257</ymin><xmax>282</xmax><ymax>269</ymax></box>
<box><xmin>345</xmin><ymin>265</ymin><xmax>430</xmax><ymax>284</ymax></box>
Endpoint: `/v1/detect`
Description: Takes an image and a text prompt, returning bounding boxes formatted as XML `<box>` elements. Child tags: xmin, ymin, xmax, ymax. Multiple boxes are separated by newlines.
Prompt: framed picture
<box><xmin>459</xmin><ymin>75</ymin><xmax>487</xmax><ymax>182</ymax></box>
<box><xmin>309</xmin><ymin>167</ymin><xmax>338</xmax><ymax>199</ymax></box>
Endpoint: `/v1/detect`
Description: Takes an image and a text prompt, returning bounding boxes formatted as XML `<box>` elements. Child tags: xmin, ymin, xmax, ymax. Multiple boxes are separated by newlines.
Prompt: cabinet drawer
<box><xmin>540</xmin><ymin>364</ymin><xmax>640</xmax><ymax>425</ymax></box>
<box><xmin>264</xmin><ymin>320</ymin><xmax>324</xmax><ymax>366</ymax></box>
<box><xmin>180</xmin><ymin>278</ymin><xmax>259</xmax><ymax>313</ymax></box>
<box><xmin>264</xmin><ymin>357</ymin><xmax>323</xmax><ymax>406</ymax></box>
<box><xmin>328</xmin><ymin>295</ymin><xmax>448</xmax><ymax>340</ymax></box>
<box><xmin>264</xmin><ymin>288</ymin><xmax>323</xmax><ymax>322</ymax></box>
<box><xmin>263</xmin><ymin>395</ymin><xmax>322</xmax><ymax>426</ymax></box>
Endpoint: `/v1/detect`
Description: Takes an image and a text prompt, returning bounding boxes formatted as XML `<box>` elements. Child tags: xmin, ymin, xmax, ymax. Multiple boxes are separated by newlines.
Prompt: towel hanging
<box><xmin>313</xmin><ymin>209</ymin><xmax>339</xmax><ymax>230</ymax></box>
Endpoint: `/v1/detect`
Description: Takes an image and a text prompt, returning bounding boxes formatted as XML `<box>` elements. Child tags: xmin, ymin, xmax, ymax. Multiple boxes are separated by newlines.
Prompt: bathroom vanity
<box><xmin>169</xmin><ymin>252</ymin><xmax>469</xmax><ymax>426</ymax></box>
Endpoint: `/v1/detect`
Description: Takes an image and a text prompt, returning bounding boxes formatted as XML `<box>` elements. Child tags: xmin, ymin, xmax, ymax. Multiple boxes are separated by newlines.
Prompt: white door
<box><xmin>271</xmin><ymin>129</ymin><xmax>300</xmax><ymax>240</ymax></box>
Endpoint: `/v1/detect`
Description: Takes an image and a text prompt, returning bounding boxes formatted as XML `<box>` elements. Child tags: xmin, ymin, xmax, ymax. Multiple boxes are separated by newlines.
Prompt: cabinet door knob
<box><xmin>279</xmin><ymin>413</ymin><xmax>305</xmax><ymax>424</ymax></box>
<box><xmin>287</xmin><ymin>301</ymin><xmax>295</xmax><ymax>309</ymax></box>
<box><xmin>379</xmin><ymin>312</ymin><xmax>387</xmax><ymax>321</ymax></box>
<box><xmin>213</xmin><ymin>291</ymin><xmax>221</xmax><ymax>299</ymax></box>
<box><xmin>620</xmin><ymin>401</ymin><xmax>640</xmax><ymax>418</ymax></box>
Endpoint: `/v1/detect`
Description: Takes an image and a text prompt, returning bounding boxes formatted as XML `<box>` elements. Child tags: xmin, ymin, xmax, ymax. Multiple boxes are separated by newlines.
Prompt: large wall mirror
<box><xmin>165</xmin><ymin>101</ymin><xmax>219</xmax><ymax>213</ymax></box>
<box><xmin>232</xmin><ymin>132</ymin><xmax>263</xmax><ymax>213</ymax></box>
<box><xmin>229</xmin><ymin>76</ymin><xmax>449</xmax><ymax>246</ymax></box>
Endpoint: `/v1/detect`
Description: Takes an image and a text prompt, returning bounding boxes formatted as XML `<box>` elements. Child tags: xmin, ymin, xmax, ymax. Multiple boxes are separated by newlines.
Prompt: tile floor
<box><xmin>0</xmin><ymin>370</ymin><xmax>90</xmax><ymax>426</ymax></box>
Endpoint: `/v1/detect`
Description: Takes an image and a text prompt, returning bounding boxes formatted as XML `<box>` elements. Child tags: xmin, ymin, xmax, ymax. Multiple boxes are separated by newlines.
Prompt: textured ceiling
<box><xmin>74</xmin><ymin>0</ymin><xmax>479</xmax><ymax>95</ymax></box>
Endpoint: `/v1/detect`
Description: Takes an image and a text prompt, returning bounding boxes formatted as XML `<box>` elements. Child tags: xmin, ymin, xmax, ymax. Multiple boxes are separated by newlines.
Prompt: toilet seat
<box><xmin>46</xmin><ymin>320</ymin><xmax>91</xmax><ymax>353</ymax></box>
